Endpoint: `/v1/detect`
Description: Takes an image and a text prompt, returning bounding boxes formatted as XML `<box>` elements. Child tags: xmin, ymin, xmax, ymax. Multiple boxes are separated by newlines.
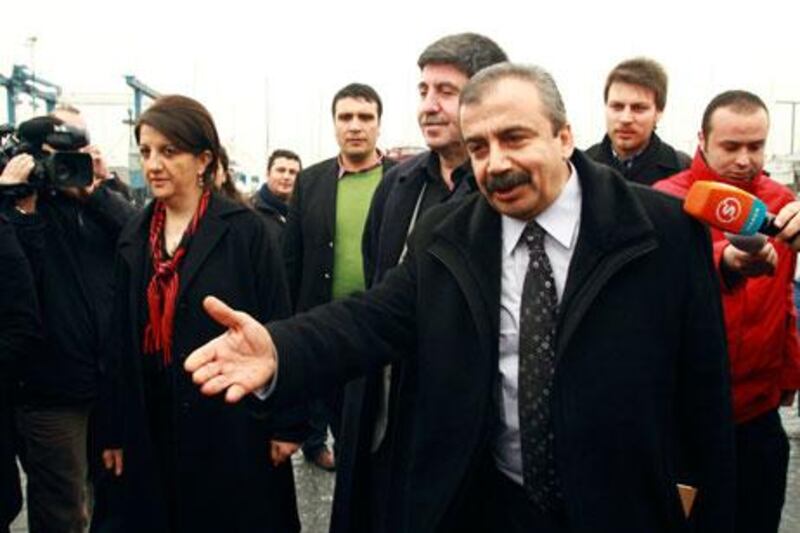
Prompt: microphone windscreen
<box><xmin>683</xmin><ymin>181</ymin><xmax>767</xmax><ymax>236</ymax></box>
<box><xmin>724</xmin><ymin>232</ymin><xmax>768</xmax><ymax>253</ymax></box>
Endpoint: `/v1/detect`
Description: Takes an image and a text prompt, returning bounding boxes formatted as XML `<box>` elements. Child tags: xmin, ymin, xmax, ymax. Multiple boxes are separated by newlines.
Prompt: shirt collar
<box><xmin>502</xmin><ymin>161</ymin><xmax>581</xmax><ymax>258</ymax></box>
<box><xmin>337</xmin><ymin>150</ymin><xmax>384</xmax><ymax>179</ymax></box>
<box><xmin>610</xmin><ymin>134</ymin><xmax>652</xmax><ymax>166</ymax></box>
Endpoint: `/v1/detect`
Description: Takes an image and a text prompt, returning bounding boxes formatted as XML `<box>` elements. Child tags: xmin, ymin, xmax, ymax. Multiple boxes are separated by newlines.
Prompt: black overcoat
<box><xmin>586</xmin><ymin>132</ymin><xmax>691</xmax><ymax>187</ymax></box>
<box><xmin>269</xmin><ymin>151</ymin><xmax>736</xmax><ymax>532</ymax></box>
<box><xmin>0</xmin><ymin>221</ymin><xmax>41</xmax><ymax>527</ymax></box>
<box><xmin>105</xmin><ymin>194</ymin><xmax>302</xmax><ymax>532</ymax></box>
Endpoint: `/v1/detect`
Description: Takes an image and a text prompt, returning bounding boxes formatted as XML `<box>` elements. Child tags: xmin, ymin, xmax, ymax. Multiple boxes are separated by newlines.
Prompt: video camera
<box><xmin>0</xmin><ymin>116</ymin><xmax>94</xmax><ymax>198</ymax></box>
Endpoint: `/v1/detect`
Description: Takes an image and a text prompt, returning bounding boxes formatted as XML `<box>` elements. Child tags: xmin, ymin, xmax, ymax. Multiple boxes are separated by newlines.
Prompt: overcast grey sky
<box><xmin>3</xmin><ymin>0</ymin><xmax>799</xmax><ymax>178</ymax></box>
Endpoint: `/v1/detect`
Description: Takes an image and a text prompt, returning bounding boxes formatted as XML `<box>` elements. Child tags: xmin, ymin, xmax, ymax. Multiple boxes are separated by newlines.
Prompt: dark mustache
<box><xmin>485</xmin><ymin>170</ymin><xmax>531</xmax><ymax>193</ymax></box>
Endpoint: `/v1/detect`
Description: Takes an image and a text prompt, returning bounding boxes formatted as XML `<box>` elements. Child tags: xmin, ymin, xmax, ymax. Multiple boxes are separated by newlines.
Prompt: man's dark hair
<box><xmin>461</xmin><ymin>63</ymin><xmax>567</xmax><ymax>136</ymax></box>
<box><xmin>331</xmin><ymin>83</ymin><xmax>383</xmax><ymax>119</ymax></box>
<box><xmin>417</xmin><ymin>33</ymin><xmax>507</xmax><ymax>78</ymax></box>
<box><xmin>701</xmin><ymin>90</ymin><xmax>769</xmax><ymax>138</ymax></box>
<box><xmin>267</xmin><ymin>149</ymin><xmax>302</xmax><ymax>172</ymax></box>
<box><xmin>603</xmin><ymin>57</ymin><xmax>668</xmax><ymax>111</ymax></box>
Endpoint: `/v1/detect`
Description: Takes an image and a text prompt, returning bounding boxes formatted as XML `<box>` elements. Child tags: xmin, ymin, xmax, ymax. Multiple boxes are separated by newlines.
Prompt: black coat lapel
<box><xmin>558</xmin><ymin>151</ymin><xmax>658</xmax><ymax>352</ymax></box>
<box><xmin>176</xmin><ymin>196</ymin><xmax>236</xmax><ymax>302</ymax></box>
<box><xmin>319</xmin><ymin>160</ymin><xmax>340</xmax><ymax>240</ymax></box>
<box><xmin>430</xmin><ymin>197</ymin><xmax>501</xmax><ymax>347</ymax></box>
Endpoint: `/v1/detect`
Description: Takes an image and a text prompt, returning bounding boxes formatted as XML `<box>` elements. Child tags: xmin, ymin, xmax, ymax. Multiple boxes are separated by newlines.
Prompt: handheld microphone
<box><xmin>724</xmin><ymin>232</ymin><xmax>768</xmax><ymax>253</ymax></box>
<box><xmin>683</xmin><ymin>180</ymin><xmax>780</xmax><ymax>237</ymax></box>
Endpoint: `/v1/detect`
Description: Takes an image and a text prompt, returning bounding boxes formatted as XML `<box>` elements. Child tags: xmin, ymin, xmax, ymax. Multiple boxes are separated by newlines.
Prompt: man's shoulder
<box><xmin>387</xmin><ymin>151</ymin><xmax>431</xmax><ymax>177</ymax></box>
<box><xmin>298</xmin><ymin>157</ymin><xmax>339</xmax><ymax>182</ymax></box>
<box><xmin>652</xmin><ymin>135</ymin><xmax>692</xmax><ymax>172</ymax></box>
<box><xmin>652</xmin><ymin>168</ymin><xmax>693</xmax><ymax>198</ymax></box>
<box><xmin>379</xmin><ymin>152</ymin><xmax>431</xmax><ymax>189</ymax></box>
<box><xmin>411</xmin><ymin>193</ymin><xmax>485</xmax><ymax>243</ymax></box>
<box><xmin>755</xmin><ymin>174</ymin><xmax>797</xmax><ymax>210</ymax></box>
<box><xmin>585</xmin><ymin>137</ymin><xmax>611</xmax><ymax>163</ymax></box>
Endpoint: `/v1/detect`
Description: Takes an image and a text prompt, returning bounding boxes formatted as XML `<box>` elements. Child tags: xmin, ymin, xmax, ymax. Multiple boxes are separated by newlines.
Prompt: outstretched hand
<box><xmin>184</xmin><ymin>296</ymin><xmax>277</xmax><ymax>403</ymax></box>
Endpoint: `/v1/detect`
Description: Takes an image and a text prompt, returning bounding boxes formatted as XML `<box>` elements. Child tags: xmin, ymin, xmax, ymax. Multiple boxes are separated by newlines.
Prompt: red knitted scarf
<box><xmin>143</xmin><ymin>190</ymin><xmax>211</xmax><ymax>364</ymax></box>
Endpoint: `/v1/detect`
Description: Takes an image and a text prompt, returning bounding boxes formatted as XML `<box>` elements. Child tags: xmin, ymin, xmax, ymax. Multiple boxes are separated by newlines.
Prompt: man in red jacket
<box><xmin>655</xmin><ymin>90</ymin><xmax>800</xmax><ymax>533</ymax></box>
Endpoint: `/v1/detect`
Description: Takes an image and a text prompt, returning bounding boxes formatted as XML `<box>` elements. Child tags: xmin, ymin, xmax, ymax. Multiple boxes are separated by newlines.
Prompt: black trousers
<box><xmin>734</xmin><ymin>408</ymin><xmax>789</xmax><ymax>533</ymax></box>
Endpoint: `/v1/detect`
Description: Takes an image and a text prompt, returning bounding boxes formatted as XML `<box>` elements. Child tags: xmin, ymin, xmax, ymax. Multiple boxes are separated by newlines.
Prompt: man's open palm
<box><xmin>184</xmin><ymin>296</ymin><xmax>277</xmax><ymax>403</ymax></box>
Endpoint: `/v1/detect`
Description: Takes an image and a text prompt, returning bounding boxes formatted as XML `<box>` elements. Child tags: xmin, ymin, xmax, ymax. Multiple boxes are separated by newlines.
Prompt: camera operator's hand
<box><xmin>84</xmin><ymin>145</ymin><xmax>112</xmax><ymax>184</ymax></box>
<box><xmin>0</xmin><ymin>154</ymin><xmax>37</xmax><ymax>213</ymax></box>
<box><xmin>63</xmin><ymin>145</ymin><xmax>111</xmax><ymax>200</ymax></box>
<box><xmin>0</xmin><ymin>153</ymin><xmax>34</xmax><ymax>185</ymax></box>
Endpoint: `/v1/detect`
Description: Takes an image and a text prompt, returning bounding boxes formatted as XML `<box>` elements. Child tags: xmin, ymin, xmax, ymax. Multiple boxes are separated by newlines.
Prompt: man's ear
<box><xmin>559</xmin><ymin>123</ymin><xmax>575</xmax><ymax>160</ymax></box>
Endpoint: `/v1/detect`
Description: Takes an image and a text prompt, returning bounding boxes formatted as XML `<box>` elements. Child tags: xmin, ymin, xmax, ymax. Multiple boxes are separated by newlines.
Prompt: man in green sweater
<box><xmin>283</xmin><ymin>83</ymin><xmax>395</xmax><ymax>471</ymax></box>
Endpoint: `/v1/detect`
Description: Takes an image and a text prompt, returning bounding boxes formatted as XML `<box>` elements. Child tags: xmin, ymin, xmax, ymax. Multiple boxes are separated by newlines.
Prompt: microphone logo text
<box><xmin>716</xmin><ymin>197</ymin><xmax>742</xmax><ymax>225</ymax></box>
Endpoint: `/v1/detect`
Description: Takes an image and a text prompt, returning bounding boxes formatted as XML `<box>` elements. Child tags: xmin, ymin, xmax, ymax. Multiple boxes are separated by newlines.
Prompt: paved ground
<box><xmin>12</xmin><ymin>409</ymin><xmax>800</xmax><ymax>532</ymax></box>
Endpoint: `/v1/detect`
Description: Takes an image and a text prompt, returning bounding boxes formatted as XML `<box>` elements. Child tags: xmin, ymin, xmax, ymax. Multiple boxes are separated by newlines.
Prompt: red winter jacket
<box><xmin>655</xmin><ymin>150</ymin><xmax>800</xmax><ymax>423</ymax></box>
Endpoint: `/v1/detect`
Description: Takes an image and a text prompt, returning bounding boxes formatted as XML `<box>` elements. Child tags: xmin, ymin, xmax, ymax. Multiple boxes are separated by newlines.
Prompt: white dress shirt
<box><xmin>494</xmin><ymin>163</ymin><xmax>582</xmax><ymax>485</ymax></box>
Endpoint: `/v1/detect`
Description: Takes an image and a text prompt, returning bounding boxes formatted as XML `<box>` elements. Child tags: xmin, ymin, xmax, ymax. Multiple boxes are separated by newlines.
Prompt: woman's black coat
<box><xmin>101</xmin><ymin>194</ymin><xmax>304</xmax><ymax>533</ymax></box>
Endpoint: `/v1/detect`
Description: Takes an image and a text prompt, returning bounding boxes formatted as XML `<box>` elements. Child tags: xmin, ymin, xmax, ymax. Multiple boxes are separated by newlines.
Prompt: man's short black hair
<box><xmin>417</xmin><ymin>33</ymin><xmax>507</xmax><ymax>78</ymax></box>
<box><xmin>331</xmin><ymin>83</ymin><xmax>383</xmax><ymax>119</ymax></box>
<box><xmin>701</xmin><ymin>90</ymin><xmax>769</xmax><ymax>138</ymax></box>
<box><xmin>267</xmin><ymin>149</ymin><xmax>302</xmax><ymax>172</ymax></box>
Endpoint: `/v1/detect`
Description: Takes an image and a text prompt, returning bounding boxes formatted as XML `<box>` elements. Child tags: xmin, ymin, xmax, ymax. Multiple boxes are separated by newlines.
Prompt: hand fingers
<box><xmin>102</xmin><ymin>450</ymin><xmax>124</xmax><ymax>476</ymax></box>
<box><xmin>203</xmin><ymin>296</ymin><xmax>247</xmax><ymax>329</ymax></box>
<box><xmin>199</xmin><ymin>373</ymin><xmax>232</xmax><ymax>397</ymax></box>
<box><xmin>775</xmin><ymin>205</ymin><xmax>800</xmax><ymax>248</ymax></box>
<box><xmin>184</xmin><ymin>340</ymin><xmax>219</xmax><ymax>373</ymax></box>
<box><xmin>190</xmin><ymin>360</ymin><xmax>221</xmax><ymax>385</ymax></box>
<box><xmin>225</xmin><ymin>383</ymin><xmax>248</xmax><ymax>404</ymax></box>
<box><xmin>114</xmin><ymin>451</ymin><xmax>124</xmax><ymax>476</ymax></box>
<box><xmin>270</xmin><ymin>442</ymin><xmax>280</xmax><ymax>465</ymax></box>
<box><xmin>774</xmin><ymin>201</ymin><xmax>800</xmax><ymax>229</ymax></box>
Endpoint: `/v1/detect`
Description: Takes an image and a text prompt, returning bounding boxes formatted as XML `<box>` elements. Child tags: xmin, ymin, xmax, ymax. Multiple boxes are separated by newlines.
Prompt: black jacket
<box><xmin>2</xmin><ymin>184</ymin><xmax>137</xmax><ymax>407</ymax></box>
<box><xmin>586</xmin><ymin>132</ymin><xmax>691</xmax><ymax>186</ymax></box>
<box><xmin>105</xmin><ymin>193</ymin><xmax>304</xmax><ymax>533</ymax></box>
<box><xmin>0</xmin><ymin>221</ymin><xmax>41</xmax><ymax>526</ymax></box>
<box><xmin>333</xmin><ymin>150</ymin><xmax>477</xmax><ymax>532</ymax></box>
<box><xmin>283</xmin><ymin>157</ymin><xmax>395</xmax><ymax>312</ymax></box>
<box><xmin>269</xmin><ymin>150</ymin><xmax>735</xmax><ymax>532</ymax></box>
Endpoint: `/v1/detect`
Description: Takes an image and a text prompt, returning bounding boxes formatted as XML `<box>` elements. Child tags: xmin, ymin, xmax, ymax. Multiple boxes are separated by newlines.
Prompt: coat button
<box><xmin>323</xmin><ymin>272</ymin><xmax>331</xmax><ymax>279</ymax></box>
<box><xmin>328</xmin><ymin>241</ymin><xmax>333</xmax><ymax>248</ymax></box>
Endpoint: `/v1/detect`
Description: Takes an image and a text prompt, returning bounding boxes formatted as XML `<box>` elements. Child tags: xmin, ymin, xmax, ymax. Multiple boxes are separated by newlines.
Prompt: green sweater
<box><xmin>332</xmin><ymin>166</ymin><xmax>382</xmax><ymax>300</ymax></box>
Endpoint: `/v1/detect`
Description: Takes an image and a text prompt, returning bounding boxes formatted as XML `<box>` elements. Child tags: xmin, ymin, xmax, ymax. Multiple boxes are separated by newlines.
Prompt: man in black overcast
<box><xmin>185</xmin><ymin>63</ymin><xmax>740</xmax><ymax>532</ymax></box>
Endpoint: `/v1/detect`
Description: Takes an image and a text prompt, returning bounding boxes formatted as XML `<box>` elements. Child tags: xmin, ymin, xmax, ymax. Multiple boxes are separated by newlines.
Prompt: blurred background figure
<box><xmin>586</xmin><ymin>57</ymin><xmax>690</xmax><ymax>186</ymax></box>
<box><xmin>253</xmin><ymin>149</ymin><xmax>302</xmax><ymax>231</ymax></box>
<box><xmin>0</xmin><ymin>218</ymin><xmax>41</xmax><ymax>533</ymax></box>
<box><xmin>655</xmin><ymin>90</ymin><xmax>800</xmax><ymax>533</ymax></box>
<box><xmin>283</xmin><ymin>83</ymin><xmax>394</xmax><ymax>473</ymax></box>
<box><xmin>0</xmin><ymin>104</ymin><xmax>136</xmax><ymax>533</ymax></box>
<box><xmin>214</xmin><ymin>145</ymin><xmax>246</xmax><ymax>204</ymax></box>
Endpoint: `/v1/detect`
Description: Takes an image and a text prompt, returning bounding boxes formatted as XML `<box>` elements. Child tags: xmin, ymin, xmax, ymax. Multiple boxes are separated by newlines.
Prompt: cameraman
<box><xmin>0</xmin><ymin>106</ymin><xmax>137</xmax><ymax>533</ymax></box>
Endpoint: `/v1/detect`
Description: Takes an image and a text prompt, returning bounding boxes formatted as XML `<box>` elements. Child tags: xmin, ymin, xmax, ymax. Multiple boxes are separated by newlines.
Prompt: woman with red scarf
<box><xmin>97</xmin><ymin>95</ymin><xmax>306</xmax><ymax>532</ymax></box>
